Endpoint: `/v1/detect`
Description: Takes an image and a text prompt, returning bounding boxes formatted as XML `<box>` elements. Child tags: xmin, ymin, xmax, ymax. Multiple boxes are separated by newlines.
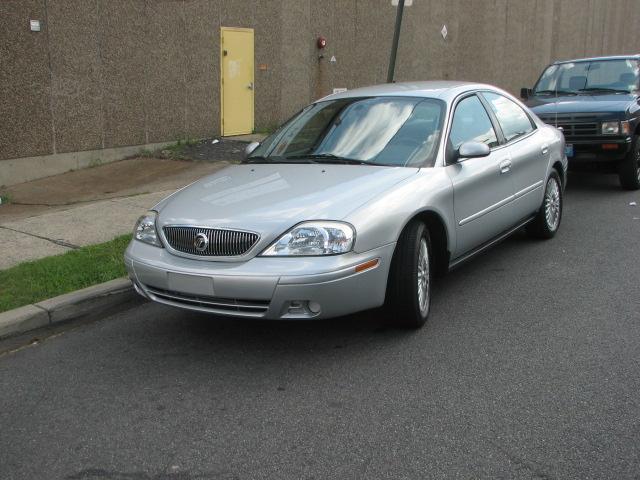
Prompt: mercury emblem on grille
<box><xmin>194</xmin><ymin>232</ymin><xmax>209</xmax><ymax>252</ymax></box>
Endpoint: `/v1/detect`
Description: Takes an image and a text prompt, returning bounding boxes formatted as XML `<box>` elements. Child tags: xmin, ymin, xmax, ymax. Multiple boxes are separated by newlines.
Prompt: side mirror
<box><xmin>457</xmin><ymin>141</ymin><xmax>490</xmax><ymax>160</ymax></box>
<box><xmin>244</xmin><ymin>141</ymin><xmax>260</xmax><ymax>158</ymax></box>
<box><xmin>520</xmin><ymin>87</ymin><xmax>532</xmax><ymax>100</ymax></box>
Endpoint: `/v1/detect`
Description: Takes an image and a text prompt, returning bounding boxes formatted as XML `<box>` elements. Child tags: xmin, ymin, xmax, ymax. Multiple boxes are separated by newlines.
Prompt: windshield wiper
<box><xmin>243</xmin><ymin>156</ymin><xmax>315</xmax><ymax>164</ymax></box>
<box><xmin>284</xmin><ymin>153</ymin><xmax>372</xmax><ymax>165</ymax></box>
<box><xmin>243</xmin><ymin>156</ymin><xmax>270</xmax><ymax>163</ymax></box>
<box><xmin>578</xmin><ymin>87</ymin><xmax>630</xmax><ymax>94</ymax></box>
<box><xmin>534</xmin><ymin>89</ymin><xmax>577</xmax><ymax>96</ymax></box>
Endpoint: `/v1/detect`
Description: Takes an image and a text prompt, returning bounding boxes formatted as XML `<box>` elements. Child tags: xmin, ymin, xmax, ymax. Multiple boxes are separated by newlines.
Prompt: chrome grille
<box><xmin>538</xmin><ymin>113</ymin><xmax>599</xmax><ymax>139</ymax></box>
<box><xmin>144</xmin><ymin>285</ymin><xmax>270</xmax><ymax>316</ymax></box>
<box><xmin>163</xmin><ymin>226</ymin><xmax>259</xmax><ymax>256</ymax></box>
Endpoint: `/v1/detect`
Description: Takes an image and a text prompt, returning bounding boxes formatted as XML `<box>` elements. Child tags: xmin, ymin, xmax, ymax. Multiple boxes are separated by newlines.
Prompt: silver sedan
<box><xmin>125</xmin><ymin>81</ymin><xmax>567</xmax><ymax>328</ymax></box>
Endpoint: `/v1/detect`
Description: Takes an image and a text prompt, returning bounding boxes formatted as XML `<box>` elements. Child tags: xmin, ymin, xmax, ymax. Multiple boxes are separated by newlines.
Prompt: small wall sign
<box><xmin>30</xmin><ymin>19</ymin><xmax>41</xmax><ymax>32</ymax></box>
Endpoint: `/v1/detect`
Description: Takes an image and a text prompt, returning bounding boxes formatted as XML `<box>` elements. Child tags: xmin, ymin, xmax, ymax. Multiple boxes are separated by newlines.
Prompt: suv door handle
<box><xmin>499</xmin><ymin>159</ymin><xmax>512</xmax><ymax>174</ymax></box>
<box><xmin>541</xmin><ymin>144</ymin><xmax>549</xmax><ymax>155</ymax></box>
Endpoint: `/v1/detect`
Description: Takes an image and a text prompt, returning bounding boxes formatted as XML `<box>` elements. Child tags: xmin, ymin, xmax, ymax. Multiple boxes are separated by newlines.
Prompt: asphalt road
<box><xmin>1</xmin><ymin>172</ymin><xmax>639</xmax><ymax>480</ymax></box>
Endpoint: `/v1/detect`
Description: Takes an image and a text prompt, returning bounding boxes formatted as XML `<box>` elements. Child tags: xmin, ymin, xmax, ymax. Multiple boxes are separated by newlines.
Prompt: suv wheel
<box><xmin>618</xmin><ymin>135</ymin><xmax>640</xmax><ymax>190</ymax></box>
<box><xmin>526</xmin><ymin>169</ymin><xmax>563</xmax><ymax>239</ymax></box>
<box><xmin>384</xmin><ymin>221</ymin><xmax>431</xmax><ymax>329</ymax></box>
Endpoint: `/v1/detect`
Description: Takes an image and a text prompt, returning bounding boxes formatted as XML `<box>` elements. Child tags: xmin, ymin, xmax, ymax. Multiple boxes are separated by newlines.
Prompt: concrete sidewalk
<box><xmin>0</xmin><ymin>135</ymin><xmax>267</xmax><ymax>270</ymax></box>
<box><xmin>0</xmin><ymin>156</ymin><xmax>230</xmax><ymax>270</ymax></box>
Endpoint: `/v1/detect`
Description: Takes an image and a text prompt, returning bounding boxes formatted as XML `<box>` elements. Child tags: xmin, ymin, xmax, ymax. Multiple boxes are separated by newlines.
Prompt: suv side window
<box><xmin>483</xmin><ymin>92</ymin><xmax>535</xmax><ymax>143</ymax></box>
<box><xmin>449</xmin><ymin>95</ymin><xmax>499</xmax><ymax>149</ymax></box>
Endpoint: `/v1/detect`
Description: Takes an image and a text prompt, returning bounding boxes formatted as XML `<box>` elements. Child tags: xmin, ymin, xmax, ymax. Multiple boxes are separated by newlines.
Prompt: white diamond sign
<box><xmin>441</xmin><ymin>24</ymin><xmax>448</xmax><ymax>39</ymax></box>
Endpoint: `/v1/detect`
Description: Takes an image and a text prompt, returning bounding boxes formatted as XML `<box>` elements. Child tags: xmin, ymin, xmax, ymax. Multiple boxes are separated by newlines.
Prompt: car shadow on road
<box><xmin>565</xmin><ymin>170</ymin><xmax>624</xmax><ymax>193</ymax></box>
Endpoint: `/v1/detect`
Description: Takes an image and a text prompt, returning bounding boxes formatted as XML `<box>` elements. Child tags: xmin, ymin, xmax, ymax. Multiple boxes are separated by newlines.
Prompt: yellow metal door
<box><xmin>220</xmin><ymin>27</ymin><xmax>254</xmax><ymax>136</ymax></box>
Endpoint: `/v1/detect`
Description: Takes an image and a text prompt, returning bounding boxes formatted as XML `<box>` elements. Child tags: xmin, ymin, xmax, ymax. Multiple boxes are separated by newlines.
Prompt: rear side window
<box><xmin>449</xmin><ymin>95</ymin><xmax>499</xmax><ymax>149</ymax></box>
<box><xmin>483</xmin><ymin>92</ymin><xmax>534</xmax><ymax>142</ymax></box>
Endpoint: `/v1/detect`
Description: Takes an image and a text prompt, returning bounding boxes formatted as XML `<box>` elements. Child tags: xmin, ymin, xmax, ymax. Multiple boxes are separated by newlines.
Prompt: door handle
<box><xmin>247</xmin><ymin>82</ymin><xmax>254</xmax><ymax>90</ymax></box>
<box><xmin>541</xmin><ymin>144</ymin><xmax>549</xmax><ymax>155</ymax></box>
<box><xmin>499</xmin><ymin>159</ymin><xmax>512</xmax><ymax>174</ymax></box>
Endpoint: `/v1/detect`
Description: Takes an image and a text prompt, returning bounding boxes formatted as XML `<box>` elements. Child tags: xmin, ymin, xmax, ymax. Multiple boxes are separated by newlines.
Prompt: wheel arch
<box><xmin>395</xmin><ymin>209</ymin><xmax>451</xmax><ymax>277</ymax></box>
<box><xmin>552</xmin><ymin>160</ymin><xmax>566</xmax><ymax>188</ymax></box>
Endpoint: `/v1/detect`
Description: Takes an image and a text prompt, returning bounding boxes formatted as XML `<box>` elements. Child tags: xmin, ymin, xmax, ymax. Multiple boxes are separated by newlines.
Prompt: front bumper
<box><xmin>125</xmin><ymin>240</ymin><xmax>395</xmax><ymax>320</ymax></box>
<box><xmin>566</xmin><ymin>136</ymin><xmax>632</xmax><ymax>163</ymax></box>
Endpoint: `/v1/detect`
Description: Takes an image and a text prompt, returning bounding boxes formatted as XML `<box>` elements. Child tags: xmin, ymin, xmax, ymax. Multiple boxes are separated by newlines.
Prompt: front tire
<box><xmin>384</xmin><ymin>221</ymin><xmax>432</xmax><ymax>328</ymax></box>
<box><xmin>526</xmin><ymin>170</ymin><xmax>563</xmax><ymax>239</ymax></box>
<box><xmin>618</xmin><ymin>135</ymin><xmax>640</xmax><ymax>190</ymax></box>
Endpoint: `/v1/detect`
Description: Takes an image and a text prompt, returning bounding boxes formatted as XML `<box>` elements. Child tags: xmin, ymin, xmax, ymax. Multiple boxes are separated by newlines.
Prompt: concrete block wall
<box><xmin>1</xmin><ymin>0</ymin><xmax>639</xmax><ymax>185</ymax></box>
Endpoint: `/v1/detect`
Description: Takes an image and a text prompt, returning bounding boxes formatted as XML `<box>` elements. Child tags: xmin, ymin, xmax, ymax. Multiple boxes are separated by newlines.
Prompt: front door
<box><xmin>446</xmin><ymin>94</ymin><xmax>517</xmax><ymax>257</ymax></box>
<box><xmin>221</xmin><ymin>27</ymin><xmax>254</xmax><ymax>136</ymax></box>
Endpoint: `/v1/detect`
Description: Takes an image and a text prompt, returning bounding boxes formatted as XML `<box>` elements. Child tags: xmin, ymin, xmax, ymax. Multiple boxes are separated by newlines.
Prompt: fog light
<box><xmin>308</xmin><ymin>301</ymin><xmax>321</xmax><ymax>314</ymax></box>
<box><xmin>286</xmin><ymin>300</ymin><xmax>321</xmax><ymax>316</ymax></box>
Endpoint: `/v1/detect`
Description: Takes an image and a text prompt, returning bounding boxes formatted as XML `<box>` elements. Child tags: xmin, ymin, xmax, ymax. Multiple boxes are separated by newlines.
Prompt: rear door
<box><xmin>446</xmin><ymin>94</ymin><xmax>517</xmax><ymax>258</ymax></box>
<box><xmin>480</xmin><ymin>91</ymin><xmax>546</xmax><ymax>219</ymax></box>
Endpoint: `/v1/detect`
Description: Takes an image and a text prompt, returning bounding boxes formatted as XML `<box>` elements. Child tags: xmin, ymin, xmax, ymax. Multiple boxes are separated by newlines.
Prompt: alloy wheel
<box><xmin>544</xmin><ymin>177</ymin><xmax>561</xmax><ymax>231</ymax></box>
<box><xmin>417</xmin><ymin>238</ymin><xmax>430</xmax><ymax>316</ymax></box>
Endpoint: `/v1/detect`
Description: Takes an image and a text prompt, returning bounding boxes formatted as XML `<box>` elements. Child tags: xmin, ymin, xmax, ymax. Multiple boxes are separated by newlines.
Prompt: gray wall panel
<box><xmin>99</xmin><ymin>0</ymin><xmax>146</xmax><ymax>148</ymax></box>
<box><xmin>0</xmin><ymin>0</ymin><xmax>53</xmax><ymax>161</ymax></box>
<box><xmin>47</xmin><ymin>0</ymin><xmax>103</xmax><ymax>154</ymax></box>
<box><xmin>2</xmin><ymin>0</ymin><xmax>640</xmax><ymax>169</ymax></box>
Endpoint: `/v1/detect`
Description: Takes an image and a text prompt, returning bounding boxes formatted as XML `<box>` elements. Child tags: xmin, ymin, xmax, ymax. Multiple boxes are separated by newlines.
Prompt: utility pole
<box><xmin>387</xmin><ymin>0</ymin><xmax>406</xmax><ymax>83</ymax></box>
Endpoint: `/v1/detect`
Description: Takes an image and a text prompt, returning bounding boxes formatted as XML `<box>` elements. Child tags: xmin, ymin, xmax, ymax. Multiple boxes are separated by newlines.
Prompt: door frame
<box><xmin>220</xmin><ymin>27</ymin><xmax>254</xmax><ymax>136</ymax></box>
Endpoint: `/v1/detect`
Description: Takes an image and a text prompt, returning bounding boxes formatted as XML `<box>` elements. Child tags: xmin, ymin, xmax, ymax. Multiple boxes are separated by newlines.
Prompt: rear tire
<box><xmin>384</xmin><ymin>221</ymin><xmax>432</xmax><ymax>329</ymax></box>
<box><xmin>526</xmin><ymin>170</ymin><xmax>563</xmax><ymax>239</ymax></box>
<box><xmin>618</xmin><ymin>135</ymin><xmax>640</xmax><ymax>190</ymax></box>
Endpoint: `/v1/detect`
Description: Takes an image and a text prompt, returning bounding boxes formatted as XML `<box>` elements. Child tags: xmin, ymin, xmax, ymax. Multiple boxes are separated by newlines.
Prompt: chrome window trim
<box><xmin>444</xmin><ymin>91</ymin><xmax>502</xmax><ymax>164</ymax></box>
<box><xmin>477</xmin><ymin>90</ymin><xmax>538</xmax><ymax>147</ymax></box>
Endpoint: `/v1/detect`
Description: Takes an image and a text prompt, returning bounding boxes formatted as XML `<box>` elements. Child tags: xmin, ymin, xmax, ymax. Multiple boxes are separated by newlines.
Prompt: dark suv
<box><xmin>521</xmin><ymin>55</ymin><xmax>640</xmax><ymax>190</ymax></box>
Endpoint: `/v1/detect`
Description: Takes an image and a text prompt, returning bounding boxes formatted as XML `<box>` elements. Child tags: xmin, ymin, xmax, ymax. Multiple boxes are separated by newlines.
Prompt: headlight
<box><xmin>133</xmin><ymin>211</ymin><xmax>162</xmax><ymax>247</ymax></box>
<box><xmin>601</xmin><ymin>121</ymin><xmax>620</xmax><ymax>135</ymax></box>
<box><xmin>261</xmin><ymin>221</ymin><xmax>355</xmax><ymax>256</ymax></box>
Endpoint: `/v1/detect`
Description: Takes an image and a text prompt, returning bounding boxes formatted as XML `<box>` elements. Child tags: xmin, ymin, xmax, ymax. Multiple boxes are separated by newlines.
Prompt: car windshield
<box><xmin>533</xmin><ymin>59</ymin><xmax>639</xmax><ymax>95</ymax></box>
<box><xmin>247</xmin><ymin>96</ymin><xmax>445</xmax><ymax>168</ymax></box>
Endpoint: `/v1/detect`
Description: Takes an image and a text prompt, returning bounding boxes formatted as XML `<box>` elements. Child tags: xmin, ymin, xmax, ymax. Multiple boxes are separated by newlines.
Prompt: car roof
<box><xmin>553</xmin><ymin>54</ymin><xmax>640</xmax><ymax>65</ymax></box>
<box><xmin>318</xmin><ymin>80</ymin><xmax>497</xmax><ymax>102</ymax></box>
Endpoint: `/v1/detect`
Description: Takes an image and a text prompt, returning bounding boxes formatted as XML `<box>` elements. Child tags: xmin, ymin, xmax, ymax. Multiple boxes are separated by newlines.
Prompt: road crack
<box><xmin>7</xmin><ymin>192</ymin><xmax>145</xmax><ymax>207</ymax></box>
<box><xmin>0</xmin><ymin>225</ymin><xmax>79</xmax><ymax>249</ymax></box>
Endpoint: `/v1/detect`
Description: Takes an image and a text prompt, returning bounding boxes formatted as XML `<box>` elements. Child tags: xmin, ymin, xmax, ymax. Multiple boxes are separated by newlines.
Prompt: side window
<box><xmin>449</xmin><ymin>95</ymin><xmax>499</xmax><ymax>149</ymax></box>
<box><xmin>483</xmin><ymin>92</ymin><xmax>535</xmax><ymax>143</ymax></box>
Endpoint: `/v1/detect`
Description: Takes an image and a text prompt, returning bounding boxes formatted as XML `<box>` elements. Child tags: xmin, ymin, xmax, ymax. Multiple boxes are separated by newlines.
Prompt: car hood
<box><xmin>527</xmin><ymin>93</ymin><xmax>637</xmax><ymax>116</ymax></box>
<box><xmin>155</xmin><ymin>163</ymin><xmax>417</xmax><ymax>239</ymax></box>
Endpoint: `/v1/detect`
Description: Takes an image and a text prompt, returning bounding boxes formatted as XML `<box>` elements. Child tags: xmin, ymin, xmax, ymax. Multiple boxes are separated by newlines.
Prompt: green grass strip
<box><xmin>0</xmin><ymin>234</ymin><xmax>132</xmax><ymax>313</ymax></box>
